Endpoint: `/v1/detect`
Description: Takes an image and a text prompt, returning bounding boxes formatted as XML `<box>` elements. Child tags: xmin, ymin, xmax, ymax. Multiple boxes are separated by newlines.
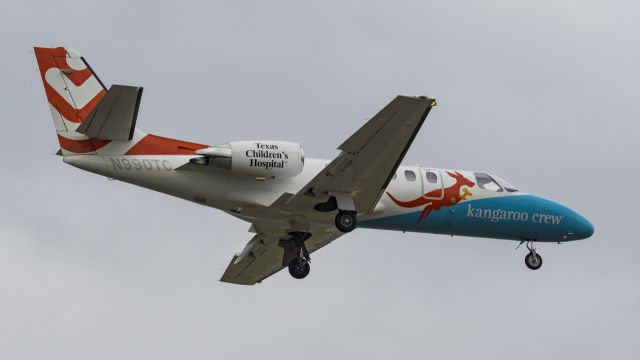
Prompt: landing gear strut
<box><xmin>335</xmin><ymin>211</ymin><xmax>357</xmax><ymax>233</ymax></box>
<box><xmin>283</xmin><ymin>232</ymin><xmax>312</xmax><ymax>280</ymax></box>
<box><xmin>524</xmin><ymin>241</ymin><xmax>543</xmax><ymax>270</ymax></box>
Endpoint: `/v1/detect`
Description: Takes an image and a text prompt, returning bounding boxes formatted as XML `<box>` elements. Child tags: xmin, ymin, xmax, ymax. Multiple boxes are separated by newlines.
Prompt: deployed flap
<box><xmin>76</xmin><ymin>84</ymin><xmax>143</xmax><ymax>140</ymax></box>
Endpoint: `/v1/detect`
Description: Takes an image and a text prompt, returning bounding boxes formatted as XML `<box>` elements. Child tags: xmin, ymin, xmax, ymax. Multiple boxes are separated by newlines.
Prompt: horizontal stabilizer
<box><xmin>76</xmin><ymin>85</ymin><xmax>143</xmax><ymax>140</ymax></box>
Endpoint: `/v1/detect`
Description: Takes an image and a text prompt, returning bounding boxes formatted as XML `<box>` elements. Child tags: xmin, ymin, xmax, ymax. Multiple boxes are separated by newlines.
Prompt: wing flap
<box><xmin>220</xmin><ymin>234</ymin><xmax>285</xmax><ymax>285</ymax></box>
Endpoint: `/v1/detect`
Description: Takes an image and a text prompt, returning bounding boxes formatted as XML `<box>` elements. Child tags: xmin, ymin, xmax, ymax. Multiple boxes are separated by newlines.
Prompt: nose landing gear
<box><xmin>523</xmin><ymin>241</ymin><xmax>543</xmax><ymax>270</ymax></box>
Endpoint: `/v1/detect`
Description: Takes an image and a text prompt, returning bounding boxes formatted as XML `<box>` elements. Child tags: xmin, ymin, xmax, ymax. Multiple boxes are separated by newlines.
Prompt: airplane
<box><xmin>34</xmin><ymin>46</ymin><xmax>594</xmax><ymax>285</ymax></box>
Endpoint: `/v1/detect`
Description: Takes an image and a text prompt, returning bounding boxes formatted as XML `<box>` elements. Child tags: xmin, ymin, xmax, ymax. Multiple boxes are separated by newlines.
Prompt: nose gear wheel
<box><xmin>524</xmin><ymin>240</ymin><xmax>543</xmax><ymax>270</ymax></box>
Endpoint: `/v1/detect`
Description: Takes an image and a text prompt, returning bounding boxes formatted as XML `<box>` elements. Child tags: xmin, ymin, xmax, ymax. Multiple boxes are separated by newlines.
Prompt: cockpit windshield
<box><xmin>493</xmin><ymin>175</ymin><xmax>519</xmax><ymax>193</ymax></box>
<box><xmin>474</xmin><ymin>172</ymin><xmax>503</xmax><ymax>192</ymax></box>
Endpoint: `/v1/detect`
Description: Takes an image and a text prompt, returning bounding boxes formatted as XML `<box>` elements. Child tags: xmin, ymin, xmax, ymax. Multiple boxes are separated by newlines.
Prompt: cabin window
<box><xmin>405</xmin><ymin>170</ymin><xmax>416</xmax><ymax>182</ymax></box>
<box><xmin>425</xmin><ymin>172</ymin><xmax>438</xmax><ymax>184</ymax></box>
<box><xmin>392</xmin><ymin>173</ymin><xmax>397</xmax><ymax>181</ymax></box>
<box><xmin>495</xmin><ymin>176</ymin><xmax>519</xmax><ymax>192</ymax></box>
<box><xmin>474</xmin><ymin>172</ymin><xmax>503</xmax><ymax>192</ymax></box>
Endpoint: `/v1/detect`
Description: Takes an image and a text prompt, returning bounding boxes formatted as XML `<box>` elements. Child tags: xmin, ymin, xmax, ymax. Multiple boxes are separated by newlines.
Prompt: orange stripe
<box><xmin>34</xmin><ymin>47</ymin><xmax>94</xmax><ymax>86</ymax></box>
<box><xmin>53</xmin><ymin>60</ymin><xmax>93</xmax><ymax>86</ymax></box>
<box><xmin>34</xmin><ymin>47</ymin><xmax>105</xmax><ymax>123</ymax></box>
<box><xmin>57</xmin><ymin>135</ymin><xmax>110</xmax><ymax>153</ymax></box>
<box><xmin>45</xmin><ymin>86</ymin><xmax>105</xmax><ymax>123</ymax></box>
<box><xmin>125</xmin><ymin>134</ymin><xmax>208</xmax><ymax>155</ymax></box>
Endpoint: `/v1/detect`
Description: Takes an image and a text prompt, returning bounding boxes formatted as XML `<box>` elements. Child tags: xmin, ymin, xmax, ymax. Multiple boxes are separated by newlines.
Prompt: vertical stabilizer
<box><xmin>34</xmin><ymin>47</ymin><xmax>110</xmax><ymax>155</ymax></box>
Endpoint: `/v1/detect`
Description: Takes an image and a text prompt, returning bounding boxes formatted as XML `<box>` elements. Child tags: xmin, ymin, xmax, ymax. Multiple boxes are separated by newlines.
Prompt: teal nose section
<box><xmin>569</xmin><ymin>212</ymin><xmax>594</xmax><ymax>240</ymax></box>
<box><xmin>550</xmin><ymin>199</ymin><xmax>594</xmax><ymax>241</ymax></box>
<box><xmin>529</xmin><ymin>196</ymin><xmax>594</xmax><ymax>241</ymax></box>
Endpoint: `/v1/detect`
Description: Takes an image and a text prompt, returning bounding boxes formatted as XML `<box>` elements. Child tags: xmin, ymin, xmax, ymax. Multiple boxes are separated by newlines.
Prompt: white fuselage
<box><xmin>63</xmin><ymin>154</ymin><xmax>594</xmax><ymax>243</ymax></box>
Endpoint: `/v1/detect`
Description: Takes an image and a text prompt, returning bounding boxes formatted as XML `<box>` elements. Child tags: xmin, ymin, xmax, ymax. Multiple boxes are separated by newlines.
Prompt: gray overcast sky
<box><xmin>1</xmin><ymin>0</ymin><xmax>638</xmax><ymax>359</ymax></box>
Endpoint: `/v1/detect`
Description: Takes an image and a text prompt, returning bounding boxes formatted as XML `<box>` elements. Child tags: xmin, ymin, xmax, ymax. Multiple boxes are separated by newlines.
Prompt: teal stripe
<box><xmin>359</xmin><ymin>195</ymin><xmax>593</xmax><ymax>242</ymax></box>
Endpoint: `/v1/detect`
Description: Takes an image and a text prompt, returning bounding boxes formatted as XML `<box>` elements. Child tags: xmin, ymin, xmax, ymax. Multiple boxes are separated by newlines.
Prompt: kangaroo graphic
<box><xmin>386</xmin><ymin>171</ymin><xmax>476</xmax><ymax>221</ymax></box>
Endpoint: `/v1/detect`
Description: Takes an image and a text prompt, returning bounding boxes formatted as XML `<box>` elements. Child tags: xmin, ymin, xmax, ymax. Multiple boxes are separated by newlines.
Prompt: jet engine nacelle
<box><xmin>195</xmin><ymin>141</ymin><xmax>304</xmax><ymax>179</ymax></box>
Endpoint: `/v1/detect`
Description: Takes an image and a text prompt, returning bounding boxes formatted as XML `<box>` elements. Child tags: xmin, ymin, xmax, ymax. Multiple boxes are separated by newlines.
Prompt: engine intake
<box><xmin>193</xmin><ymin>141</ymin><xmax>304</xmax><ymax>179</ymax></box>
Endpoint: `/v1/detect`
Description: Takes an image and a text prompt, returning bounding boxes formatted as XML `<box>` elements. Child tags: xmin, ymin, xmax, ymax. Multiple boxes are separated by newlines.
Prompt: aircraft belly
<box><xmin>63</xmin><ymin>155</ymin><xmax>110</xmax><ymax>177</ymax></box>
<box><xmin>67</xmin><ymin>155</ymin><xmax>228</xmax><ymax>207</ymax></box>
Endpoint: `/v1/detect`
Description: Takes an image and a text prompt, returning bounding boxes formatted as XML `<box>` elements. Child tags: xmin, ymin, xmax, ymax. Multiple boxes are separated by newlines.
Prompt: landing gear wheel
<box><xmin>523</xmin><ymin>240</ymin><xmax>542</xmax><ymax>270</ymax></box>
<box><xmin>335</xmin><ymin>211</ymin><xmax>357</xmax><ymax>233</ymax></box>
<box><xmin>525</xmin><ymin>252</ymin><xmax>543</xmax><ymax>270</ymax></box>
<box><xmin>288</xmin><ymin>258</ymin><xmax>311</xmax><ymax>279</ymax></box>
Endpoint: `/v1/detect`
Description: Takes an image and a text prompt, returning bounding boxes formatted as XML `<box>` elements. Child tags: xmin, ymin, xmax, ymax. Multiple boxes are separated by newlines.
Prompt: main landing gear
<box><xmin>523</xmin><ymin>240</ymin><xmax>543</xmax><ymax>270</ymax></box>
<box><xmin>313</xmin><ymin>196</ymin><xmax>358</xmax><ymax>233</ymax></box>
<box><xmin>335</xmin><ymin>211</ymin><xmax>357</xmax><ymax>233</ymax></box>
<box><xmin>288</xmin><ymin>258</ymin><xmax>310</xmax><ymax>279</ymax></box>
<box><xmin>283</xmin><ymin>232</ymin><xmax>312</xmax><ymax>279</ymax></box>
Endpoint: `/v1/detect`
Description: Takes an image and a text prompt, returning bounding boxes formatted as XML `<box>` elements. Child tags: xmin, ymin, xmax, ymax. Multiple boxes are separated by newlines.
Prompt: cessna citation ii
<box><xmin>35</xmin><ymin>47</ymin><xmax>594</xmax><ymax>285</ymax></box>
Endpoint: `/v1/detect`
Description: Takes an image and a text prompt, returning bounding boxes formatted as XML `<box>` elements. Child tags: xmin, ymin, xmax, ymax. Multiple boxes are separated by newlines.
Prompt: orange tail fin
<box><xmin>34</xmin><ymin>47</ymin><xmax>109</xmax><ymax>154</ymax></box>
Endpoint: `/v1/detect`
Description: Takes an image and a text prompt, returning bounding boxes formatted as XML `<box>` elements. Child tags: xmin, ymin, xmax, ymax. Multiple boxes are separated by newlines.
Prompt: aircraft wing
<box><xmin>278</xmin><ymin>95</ymin><xmax>436</xmax><ymax>214</ymax></box>
<box><xmin>220</xmin><ymin>95</ymin><xmax>434</xmax><ymax>285</ymax></box>
<box><xmin>220</xmin><ymin>221</ymin><xmax>342</xmax><ymax>285</ymax></box>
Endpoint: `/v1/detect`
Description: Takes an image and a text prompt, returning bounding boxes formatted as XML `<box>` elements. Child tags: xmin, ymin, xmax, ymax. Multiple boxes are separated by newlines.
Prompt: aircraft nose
<box><xmin>570</xmin><ymin>213</ymin><xmax>594</xmax><ymax>240</ymax></box>
<box><xmin>531</xmin><ymin>196</ymin><xmax>594</xmax><ymax>241</ymax></box>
